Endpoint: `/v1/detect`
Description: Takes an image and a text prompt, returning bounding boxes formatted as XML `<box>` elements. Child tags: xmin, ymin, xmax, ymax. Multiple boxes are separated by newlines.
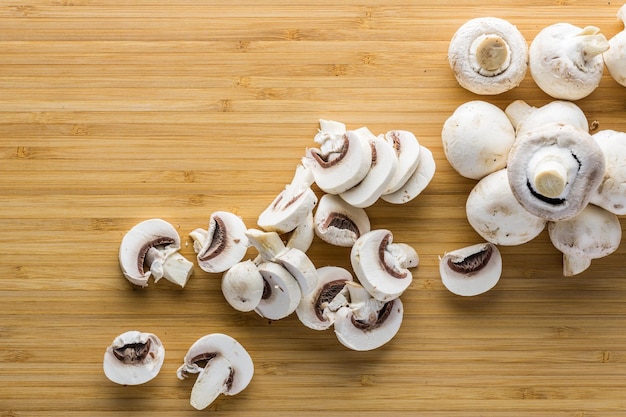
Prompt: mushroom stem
<box><xmin>572</xmin><ymin>26</ymin><xmax>609</xmax><ymax>64</ymax></box>
<box><xmin>526</xmin><ymin>146</ymin><xmax>579</xmax><ymax>199</ymax></box>
<box><xmin>505</xmin><ymin>100</ymin><xmax>534</xmax><ymax>130</ymax></box>
<box><xmin>469</xmin><ymin>33</ymin><xmax>511</xmax><ymax>76</ymax></box>
<box><xmin>145</xmin><ymin>247</ymin><xmax>194</xmax><ymax>287</ymax></box>
<box><xmin>345</xmin><ymin>282</ymin><xmax>385</xmax><ymax>324</ymax></box>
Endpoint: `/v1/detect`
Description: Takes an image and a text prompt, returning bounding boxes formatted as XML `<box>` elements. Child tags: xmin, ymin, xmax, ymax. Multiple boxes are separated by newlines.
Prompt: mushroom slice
<box><xmin>339</xmin><ymin>128</ymin><xmax>398</xmax><ymax>208</ymax></box>
<box><xmin>507</xmin><ymin>123</ymin><xmax>605</xmax><ymax>221</ymax></box>
<box><xmin>257</xmin><ymin>164</ymin><xmax>318</xmax><ymax>234</ymax></box>
<box><xmin>548</xmin><ymin>204</ymin><xmax>622</xmax><ymax>276</ymax></box>
<box><xmin>439</xmin><ymin>242</ymin><xmax>502</xmax><ymax>296</ymax></box>
<box><xmin>119</xmin><ymin>218</ymin><xmax>194</xmax><ymax>288</ymax></box>
<box><xmin>350</xmin><ymin>229</ymin><xmax>417</xmax><ymax>302</ymax></box>
<box><xmin>466</xmin><ymin>169</ymin><xmax>547</xmax><ymax>246</ymax></box>
<box><xmin>590</xmin><ymin>130</ymin><xmax>626</xmax><ymax>215</ymax></box>
<box><xmin>314</xmin><ymin>194</ymin><xmax>371</xmax><ymax>247</ymax></box>
<box><xmin>255</xmin><ymin>261</ymin><xmax>302</xmax><ymax>320</ymax></box>
<box><xmin>296</xmin><ymin>266</ymin><xmax>353</xmax><ymax>331</ymax></box>
<box><xmin>103</xmin><ymin>330</ymin><xmax>165</xmax><ymax>385</ymax></box>
<box><xmin>177</xmin><ymin>333</ymin><xmax>254</xmax><ymax>410</ymax></box>
<box><xmin>448</xmin><ymin>17</ymin><xmax>528</xmax><ymax>95</ymax></box>
<box><xmin>529</xmin><ymin>23</ymin><xmax>608</xmax><ymax>100</ymax></box>
<box><xmin>604</xmin><ymin>4</ymin><xmax>626</xmax><ymax>87</ymax></box>
<box><xmin>381</xmin><ymin>145</ymin><xmax>436</xmax><ymax>204</ymax></box>
<box><xmin>221</xmin><ymin>260</ymin><xmax>265</xmax><ymax>312</ymax></box>
<box><xmin>505</xmin><ymin>100</ymin><xmax>589</xmax><ymax>137</ymax></box>
<box><xmin>334</xmin><ymin>282</ymin><xmax>404</xmax><ymax>351</ymax></box>
<box><xmin>190</xmin><ymin>211</ymin><xmax>249</xmax><ymax>273</ymax></box>
<box><xmin>382</xmin><ymin>130</ymin><xmax>421</xmax><ymax>194</ymax></box>
<box><xmin>285</xmin><ymin>210</ymin><xmax>314</xmax><ymax>252</ymax></box>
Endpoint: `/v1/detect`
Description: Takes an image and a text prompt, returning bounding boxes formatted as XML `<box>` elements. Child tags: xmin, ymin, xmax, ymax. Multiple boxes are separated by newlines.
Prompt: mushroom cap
<box><xmin>254</xmin><ymin>261</ymin><xmax>302</xmax><ymax>320</ymax></box>
<box><xmin>603</xmin><ymin>5</ymin><xmax>626</xmax><ymax>86</ymax></box>
<box><xmin>221</xmin><ymin>260</ymin><xmax>265</xmax><ymax>312</ymax></box>
<box><xmin>506</xmin><ymin>100</ymin><xmax>589</xmax><ymax>137</ymax></box>
<box><xmin>103</xmin><ymin>330</ymin><xmax>165</xmax><ymax>385</ymax></box>
<box><xmin>448</xmin><ymin>17</ymin><xmax>528</xmax><ymax>95</ymax></box>
<box><xmin>441</xmin><ymin>100</ymin><xmax>516</xmax><ymax>180</ymax></box>
<box><xmin>381</xmin><ymin>145</ymin><xmax>436</xmax><ymax>204</ymax></box>
<box><xmin>439</xmin><ymin>242</ymin><xmax>502</xmax><ymax>296</ymax></box>
<box><xmin>192</xmin><ymin>211</ymin><xmax>249</xmax><ymax>273</ymax></box>
<box><xmin>590</xmin><ymin>130</ymin><xmax>626</xmax><ymax>215</ymax></box>
<box><xmin>314</xmin><ymin>193</ymin><xmax>371</xmax><ymax>247</ymax></box>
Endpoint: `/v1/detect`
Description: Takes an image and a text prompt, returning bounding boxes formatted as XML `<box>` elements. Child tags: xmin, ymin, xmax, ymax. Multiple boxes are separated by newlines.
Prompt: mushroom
<box><xmin>314</xmin><ymin>193</ymin><xmax>371</xmax><ymax>247</ymax></box>
<box><xmin>529</xmin><ymin>23</ymin><xmax>609</xmax><ymax>100</ymax></box>
<box><xmin>441</xmin><ymin>100</ymin><xmax>516</xmax><ymax>180</ymax></box>
<box><xmin>448</xmin><ymin>17</ymin><xmax>528</xmax><ymax>95</ymax></box>
<box><xmin>296</xmin><ymin>266</ymin><xmax>353</xmax><ymax>331</ymax></box>
<box><xmin>590</xmin><ymin>129</ymin><xmax>626</xmax><ymax>215</ymax></box>
<box><xmin>506</xmin><ymin>122</ymin><xmax>605</xmax><ymax>221</ymax></box>
<box><xmin>604</xmin><ymin>4</ymin><xmax>626</xmax><ymax>87</ymax></box>
<box><xmin>439</xmin><ymin>242</ymin><xmax>502</xmax><ymax>296</ymax></box>
<box><xmin>285</xmin><ymin>210</ymin><xmax>315</xmax><ymax>252</ymax></box>
<box><xmin>119</xmin><ymin>218</ymin><xmax>194</xmax><ymax>288</ymax></box>
<box><xmin>505</xmin><ymin>99</ymin><xmax>589</xmax><ymax>137</ymax></box>
<box><xmin>548</xmin><ymin>204</ymin><xmax>622</xmax><ymax>276</ymax></box>
<box><xmin>466</xmin><ymin>169</ymin><xmax>547</xmax><ymax>246</ymax></box>
<box><xmin>103</xmin><ymin>330</ymin><xmax>165</xmax><ymax>385</ymax></box>
<box><xmin>350</xmin><ymin>229</ymin><xmax>418</xmax><ymax>302</ymax></box>
<box><xmin>177</xmin><ymin>333</ymin><xmax>254</xmax><ymax>411</ymax></box>
<box><xmin>221</xmin><ymin>260</ymin><xmax>265</xmax><ymax>312</ymax></box>
<box><xmin>381</xmin><ymin>145</ymin><xmax>436</xmax><ymax>204</ymax></box>
<box><xmin>189</xmin><ymin>211</ymin><xmax>249</xmax><ymax>274</ymax></box>
<box><xmin>382</xmin><ymin>130</ymin><xmax>421</xmax><ymax>195</ymax></box>
<box><xmin>333</xmin><ymin>282</ymin><xmax>404</xmax><ymax>351</ymax></box>
<box><xmin>254</xmin><ymin>261</ymin><xmax>302</xmax><ymax>320</ymax></box>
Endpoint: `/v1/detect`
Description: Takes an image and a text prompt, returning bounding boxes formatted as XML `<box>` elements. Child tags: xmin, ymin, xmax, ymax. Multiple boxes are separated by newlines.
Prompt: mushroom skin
<box><xmin>314</xmin><ymin>193</ymin><xmax>371</xmax><ymax>247</ymax></box>
<box><xmin>448</xmin><ymin>17</ymin><xmax>528</xmax><ymax>95</ymax></box>
<box><xmin>254</xmin><ymin>261</ymin><xmax>302</xmax><ymax>320</ymax></box>
<box><xmin>604</xmin><ymin>4</ymin><xmax>626</xmax><ymax>87</ymax></box>
<box><xmin>103</xmin><ymin>330</ymin><xmax>165</xmax><ymax>385</ymax></box>
<box><xmin>590</xmin><ymin>130</ymin><xmax>626</xmax><ymax>215</ymax></box>
<box><xmin>529</xmin><ymin>23</ymin><xmax>608</xmax><ymax>100</ymax></box>
<box><xmin>439</xmin><ymin>242</ymin><xmax>502</xmax><ymax>296</ymax></box>
<box><xmin>505</xmin><ymin>100</ymin><xmax>589</xmax><ymax>137</ymax></box>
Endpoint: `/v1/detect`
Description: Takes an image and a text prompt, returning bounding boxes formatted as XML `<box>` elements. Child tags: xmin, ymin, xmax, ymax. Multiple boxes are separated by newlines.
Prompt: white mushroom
<box><xmin>441</xmin><ymin>100</ymin><xmax>516</xmax><ymax>180</ymax></box>
<box><xmin>466</xmin><ymin>169</ymin><xmax>547</xmax><ymax>245</ymax></box>
<box><xmin>505</xmin><ymin>99</ymin><xmax>589</xmax><ymax>137</ymax></box>
<box><xmin>448</xmin><ymin>17</ymin><xmax>528</xmax><ymax>95</ymax></box>
<box><xmin>221</xmin><ymin>260</ymin><xmax>265</xmax><ymax>312</ymax></box>
<box><xmin>529</xmin><ymin>23</ymin><xmax>609</xmax><ymax>100</ymax></box>
<box><xmin>177</xmin><ymin>333</ymin><xmax>253</xmax><ymax>410</ymax></box>
<box><xmin>285</xmin><ymin>210</ymin><xmax>315</xmax><ymax>252</ymax></box>
<box><xmin>314</xmin><ymin>193</ymin><xmax>371</xmax><ymax>247</ymax></box>
<box><xmin>103</xmin><ymin>330</ymin><xmax>165</xmax><ymax>385</ymax></box>
<box><xmin>382</xmin><ymin>130</ymin><xmax>421</xmax><ymax>194</ymax></box>
<box><xmin>333</xmin><ymin>282</ymin><xmax>404</xmax><ymax>351</ymax></box>
<box><xmin>119</xmin><ymin>218</ymin><xmax>194</xmax><ymax>288</ymax></box>
<box><xmin>548</xmin><ymin>204</ymin><xmax>622</xmax><ymax>276</ymax></box>
<box><xmin>439</xmin><ymin>242</ymin><xmax>502</xmax><ymax>296</ymax></box>
<box><xmin>189</xmin><ymin>211</ymin><xmax>249</xmax><ymax>274</ymax></box>
<box><xmin>254</xmin><ymin>261</ymin><xmax>302</xmax><ymax>320</ymax></box>
<box><xmin>350</xmin><ymin>229</ymin><xmax>417</xmax><ymax>302</ymax></box>
<box><xmin>381</xmin><ymin>145</ymin><xmax>436</xmax><ymax>204</ymax></box>
<box><xmin>590</xmin><ymin>129</ymin><xmax>626</xmax><ymax>215</ymax></box>
<box><xmin>604</xmin><ymin>4</ymin><xmax>626</xmax><ymax>87</ymax></box>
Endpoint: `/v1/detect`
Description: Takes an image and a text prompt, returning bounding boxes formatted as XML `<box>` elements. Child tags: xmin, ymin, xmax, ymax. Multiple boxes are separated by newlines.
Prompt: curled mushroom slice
<box><xmin>590</xmin><ymin>130</ymin><xmax>626</xmax><ymax>215</ymax></box>
<box><xmin>381</xmin><ymin>145</ymin><xmax>436</xmax><ymax>204</ymax></box>
<box><xmin>296</xmin><ymin>266</ymin><xmax>353</xmax><ymax>331</ymax></box>
<box><xmin>103</xmin><ymin>330</ymin><xmax>165</xmax><ymax>385</ymax></box>
<box><xmin>314</xmin><ymin>194</ymin><xmax>371</xmax><ymax>247</ymax></box>
<box><xmin>507</xmin><ymin>123</ymin><xmax>605</xmax><ymax>221</ymax></box>
<box><xmin>448</xmin><ymin>17</ymin><xmax>528</xmax><ymax>95</ymax></box>
<box><xmin>254</xmin><ymin>261</ymin><xmax>302</xmax><ymax>320</ymax></box>
<box><xmin>177</xmin><ymin>333</ymin><xmax>253</xmax><ymax>410</ymax></box>
<box><xmin>529</xmin><ymin>23</ymin><xmax>608</xmax><ymax>100</ymax></box>
<box><xmin>382</xmin><ymin>130</ymin><xmax>421</xmax><ymax>195</ymax></box>
<box><xmin>604</xmin><ymin>5</ymin><xmax>626</xmax><ymax>87</ymax></box>
<box><xmin>350</xmin><ymin>229</ymin><xmax>417</xmax><ymax>302</ymax></box>
<box><xmin>221</xmin><ymin>260</ymin><xmax>265</xmax><ymax>312</ymax></box>
<box><xmin>119</xmin><ymin>218</ymin><xmax>194</xmax><ymax>288</ymax></box>
<box><xmin>190</xmin><ymin>211</ymin><xmax>249</xmax><ymax>273</ymax></box>
<box><xmin>334</xmin><ymin>282</ymin><xmax>404</xmax><ymax>351</ymax></box>
<box><xmin>439</xmin><ymin>242</ymin><xmax>502</xmax><ymax>296</ymax></box>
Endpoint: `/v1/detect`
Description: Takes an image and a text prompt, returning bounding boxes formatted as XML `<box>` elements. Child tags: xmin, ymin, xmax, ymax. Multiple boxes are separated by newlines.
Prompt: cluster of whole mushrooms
<box><xmin>441</xmin><ymin>8</ymin><xmax>626</xmax><ymax>295</ymax></box>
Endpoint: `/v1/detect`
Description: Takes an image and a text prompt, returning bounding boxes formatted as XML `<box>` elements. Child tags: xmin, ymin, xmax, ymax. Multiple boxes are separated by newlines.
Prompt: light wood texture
<box><xmin>2</xmin><ymin>1</ymin><xmax>626</xmax><ymax>415</ymax></box>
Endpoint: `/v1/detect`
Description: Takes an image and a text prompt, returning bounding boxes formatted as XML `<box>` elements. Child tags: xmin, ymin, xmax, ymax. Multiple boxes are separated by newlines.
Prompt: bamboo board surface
<box><xmin>3</xmin><ymin>0</ymin><xmax>626</xmax><ymax>415</ymax></box>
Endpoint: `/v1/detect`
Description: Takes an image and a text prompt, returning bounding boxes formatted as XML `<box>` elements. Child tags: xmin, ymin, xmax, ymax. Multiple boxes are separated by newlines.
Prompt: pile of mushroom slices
<box><xmin>441</xmin><ymin>98</ymin><xmax>625</xmax><ymax>295</ymax></box>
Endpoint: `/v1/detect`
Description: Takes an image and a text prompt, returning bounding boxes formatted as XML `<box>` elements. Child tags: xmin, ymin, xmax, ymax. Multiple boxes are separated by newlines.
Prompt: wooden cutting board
<box><xmin>2</xmin><ymin>1</ymin><xmax>626</xmax><ymax>415</ymax></box>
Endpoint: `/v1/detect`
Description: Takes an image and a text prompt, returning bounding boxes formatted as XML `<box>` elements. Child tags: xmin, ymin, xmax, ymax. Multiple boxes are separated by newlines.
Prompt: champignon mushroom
<box><xmin>177</xmin><ymin>333</ymin><xmax>254</xmax><ymax>410</ymax></box>
<box><xmin>103</xmin><ymin>330</ymin><xmax>165</xmax><ymax>385</ymax></box>
<box><xmin>381</xmin><ymin>145</ymin><xmax>436</xmax><ymax>204</ymax></box>
<box><xmin>507</xmin><ymin>122</ymin><xmax>605</xmax><ymax>221</ymax></box>
<box><xmin>505</xmin><ymin>99</ymin><xmax>589</xmax><ymax>137</ymax></box>
<box><xmin>254</xmin><ymin>261</ymin><xmax>302</xmax><ymax>320</ymax></box>
<box><xmin>382</xmin><ymin>130</ymin><xmax>421</xmax><ymax>195</ymax></box>
<box><xmin>314</xmin><ymin>193</ymin><xmax>371</xmax><ymax>247</ymax></box>
<box><xmin>439</xmin><ymin>242</ymin><xmax>502</xmax><ymax>296</ymax></box>
<box><xmin>448</xmin><ymin>17</ymin><xmax>528</xmax><ymax>95</ymax></box>
<box><xmin>221</xmin><ymin>260</ymin><xmax>265</xmax><ymax>312</ymax></box>
<box><xmin>441</xmin><ymin>100</ymin><xmax>516</xmax><ymax>180</ymax></box>
<box><xmin>189</xmin><ymin>211</ymin><xmax>249</xmax><ymax>274</ymax></box>
<box><xmin>285</xmin><ymin>210</ymin><xmax>315</xmax><ymax>252</ymax></box>
<box><xmin>590</xmin><ymin>129</ymin><xmax>626</xmax><ymax>215</ymax></box>
<box><xmin>548</xmin><ymin>204</ymin><xmax>622</xmax><ymax>276</ymax></box>
<box><xmin>529</xmin><ymin>23</ymin><xmax>609</xmax><ymax>100</ymax></box>
<box><xmin>604</xmin><ymin>4</ymin><xmax>626</xmax><ymax>87</ymax></box>
<box><xmin>119</xmin><ymin>218</ymin><xmax>194</xmax><ymax>288</ymax></box>
<box><xmin>466</xmin><ymin>169</ymin><xmax>547</xmax><ymax>245</ymax></box>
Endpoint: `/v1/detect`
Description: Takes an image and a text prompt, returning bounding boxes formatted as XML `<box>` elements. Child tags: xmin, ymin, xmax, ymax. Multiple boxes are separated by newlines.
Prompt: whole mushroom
<box><xmin>590</xmin><ymin>129</ymin><xmax>626</xmax><ymax>215</ymax></box>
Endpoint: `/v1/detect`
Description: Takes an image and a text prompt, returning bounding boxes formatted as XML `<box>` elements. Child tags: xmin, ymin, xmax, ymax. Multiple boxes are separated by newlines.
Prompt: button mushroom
<box><xmin>177</xmin><ymin>333</ymin><xmax>254</xmax><ymax>411</ymax></box>
<box><xmin>103</xmin><ymin>330</ymin><xmax>165</xmax><ymax>385</ymax></box>
<box><xmin>604</xmin><ymin>4</ymin><xmax>626</xmax><ymax>87</ymax></box>
<box><xmin>505</xmin><ymin>99</ymin><xmax>589</xmax><ymax>137</ymax></box>
<box><xmin>448</xmin><ymin>17</ymin><xmax>528</xmax><ymax>95</ymax></box>
<box><xmin>380</xmin><ymin>145</ymin><xmax>436</xmax><ymax>204</ymax></box>
<box><xmin>221</xmin><ymin>260</ymin><xmax>265</xmax><ymax>312</ymax></box>
<box><xmin>119</xmin><ymin>218</ymin><xmax>194</xmax><ymax>288</ymax></box>
<box><xmin>590</xmin><ymin>129</ymin><xmax>626</xmax><ymax>215</ymax></box>
<box><xmin>314</xmin><ymin>193</ymin><xmax>371</xmax><ymax>247</ymax></box>
<box><xmin>439</xmin><ymin>242</ymin><xmax>502</xmax><ymax>296</ymax></box>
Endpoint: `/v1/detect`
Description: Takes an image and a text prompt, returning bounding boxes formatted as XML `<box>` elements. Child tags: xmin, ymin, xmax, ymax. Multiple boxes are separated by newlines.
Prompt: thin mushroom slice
<box><xmin>285</xmin><ymin>210</ymin><xmax>315</xmax><ymax>252</ymax></box>
<box><xmin>221</xmin><ymin>260</ymin><xmax>265</xmax><ymax>312</ymax></box>
<box><xmin>439</xmin><ymin>242</ymin><xmax>502</xmax><ymax>296</ymax></box>
<box><xmin>314</xmin><ymin>193</ymin><xmax>371</xmax><ymax>247</ymax></box>
<box><xmin>119</xmin><ymin>218</ymin><xmax>194</xmax><ymax>288</ymax></box>
<box><xmin>381</xmin><ymin>145</ymin><xmax>436</xmax><ymax>204</ymax></box>
<box><xmin>382</xmin><ymin>130</ymin><xmax>421</xmax><ymax>195</ymax></box>
<box><xmin>190</xmin><ymin>211</ymin><xmax>249</xmax><ymax>273</ymax></box>
<box><xmin>255</xmin><ymin>261</ymin><xmax>302</xmax><ymax>320</ymax></box>
<box><xmin>103</xmin><ymin>330</ymin><xmax>165</xmax><ymax>385</ymax></box>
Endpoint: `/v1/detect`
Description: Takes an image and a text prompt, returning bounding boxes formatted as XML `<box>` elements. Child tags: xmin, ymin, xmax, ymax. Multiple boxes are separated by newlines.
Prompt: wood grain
<box><xmin>2</xmin><ymin>1</ymin><xmax>626</xmax><ymax>415</ymax></box>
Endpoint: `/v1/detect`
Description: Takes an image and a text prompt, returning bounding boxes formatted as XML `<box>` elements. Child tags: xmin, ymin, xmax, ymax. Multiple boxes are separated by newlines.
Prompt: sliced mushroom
<box><xmin>590</xmin><ymin>130</ymin><xmax>626</xmax><ymax>215</ymax></box>
<box><xmin>285</xmin><ymin>210</ymin><xmax>315</xmax><ymax>252</ymax></box>
<box><xmin>254</xmin><ymin>261</ymin><xmax>302</xmax><ymax>320</ymax></box>
<box><xmin>381</xmin><ymin>145</ymin><xmax>436</xmax><ymax>204</ymax></box>
<box><xmin>350</xmin><ymin>229</ymin><xmax>417</xmax><ymax>302</ymax></box>
<box><xmin>103</xmin><ymin>330</ymin><xmax>165</xmax><ymax>385</ymax></box>
<box><xmin>507</xmin><ymin>122</ymin><xmax>605</xmax><ymax>221</ymax></box>
<box><xmin>119</xmin><ymin>218</ymin><xmax>194</xmax><ymax>288</ymax></box>
<box><xmin>176</xmin><ymin>333</ymin><xmax>253</xmax><ymax>410</ymax></box>
<box><xmin>314</xmin><ymin>193</ymin><xmax>371</xmax><ymax>247</ymax></box>
<box><xmin>604</xmin><ymin>4</ymin><xmax>626</xmax><ymax>86</ymax></box>
<box><xmin>382</xmin><ymin>130</ymin><xmax>421</xmax><ymax>194</ymax></box>
<box><xmin>296</xmin><ymin>266</ymin><xmax>353</xmax><ymax>331</ymax></box>
<box><xmin>548</xmin><ymin>204</ymin><xmax>622</xmax><ymax>276</ymax></box>
<box><xmin>333</xmin><ymin>282</ymin><xmax>404</xmax><ymax>351</ymax></box>
<box><xmin>189</xmin><ymin>211</ymin><xmax>249</xmax><ymax>273</ymax></box>
<box><xmin>529</xmin><ymin>23</ymin><xmax>608</xmax><ymax>100</ymax></box>
<box><xmin>221</xmin><ymin>260</ymin><xmax>265</xmax><ymax>312</ymax></box>
<box><xmin>505</xmin><ymin>100</ymin><xmax>589</xmax><ymax>137</ymax></box>
<box><xmin>439</xmin><ymin>242</ymin><xmax>502</xmax><ymax>296</ymax></box>
<box><xmin>448</xmin><ymin>17</ymin><xmax>528</xmax><ymax>95</ymax></box>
